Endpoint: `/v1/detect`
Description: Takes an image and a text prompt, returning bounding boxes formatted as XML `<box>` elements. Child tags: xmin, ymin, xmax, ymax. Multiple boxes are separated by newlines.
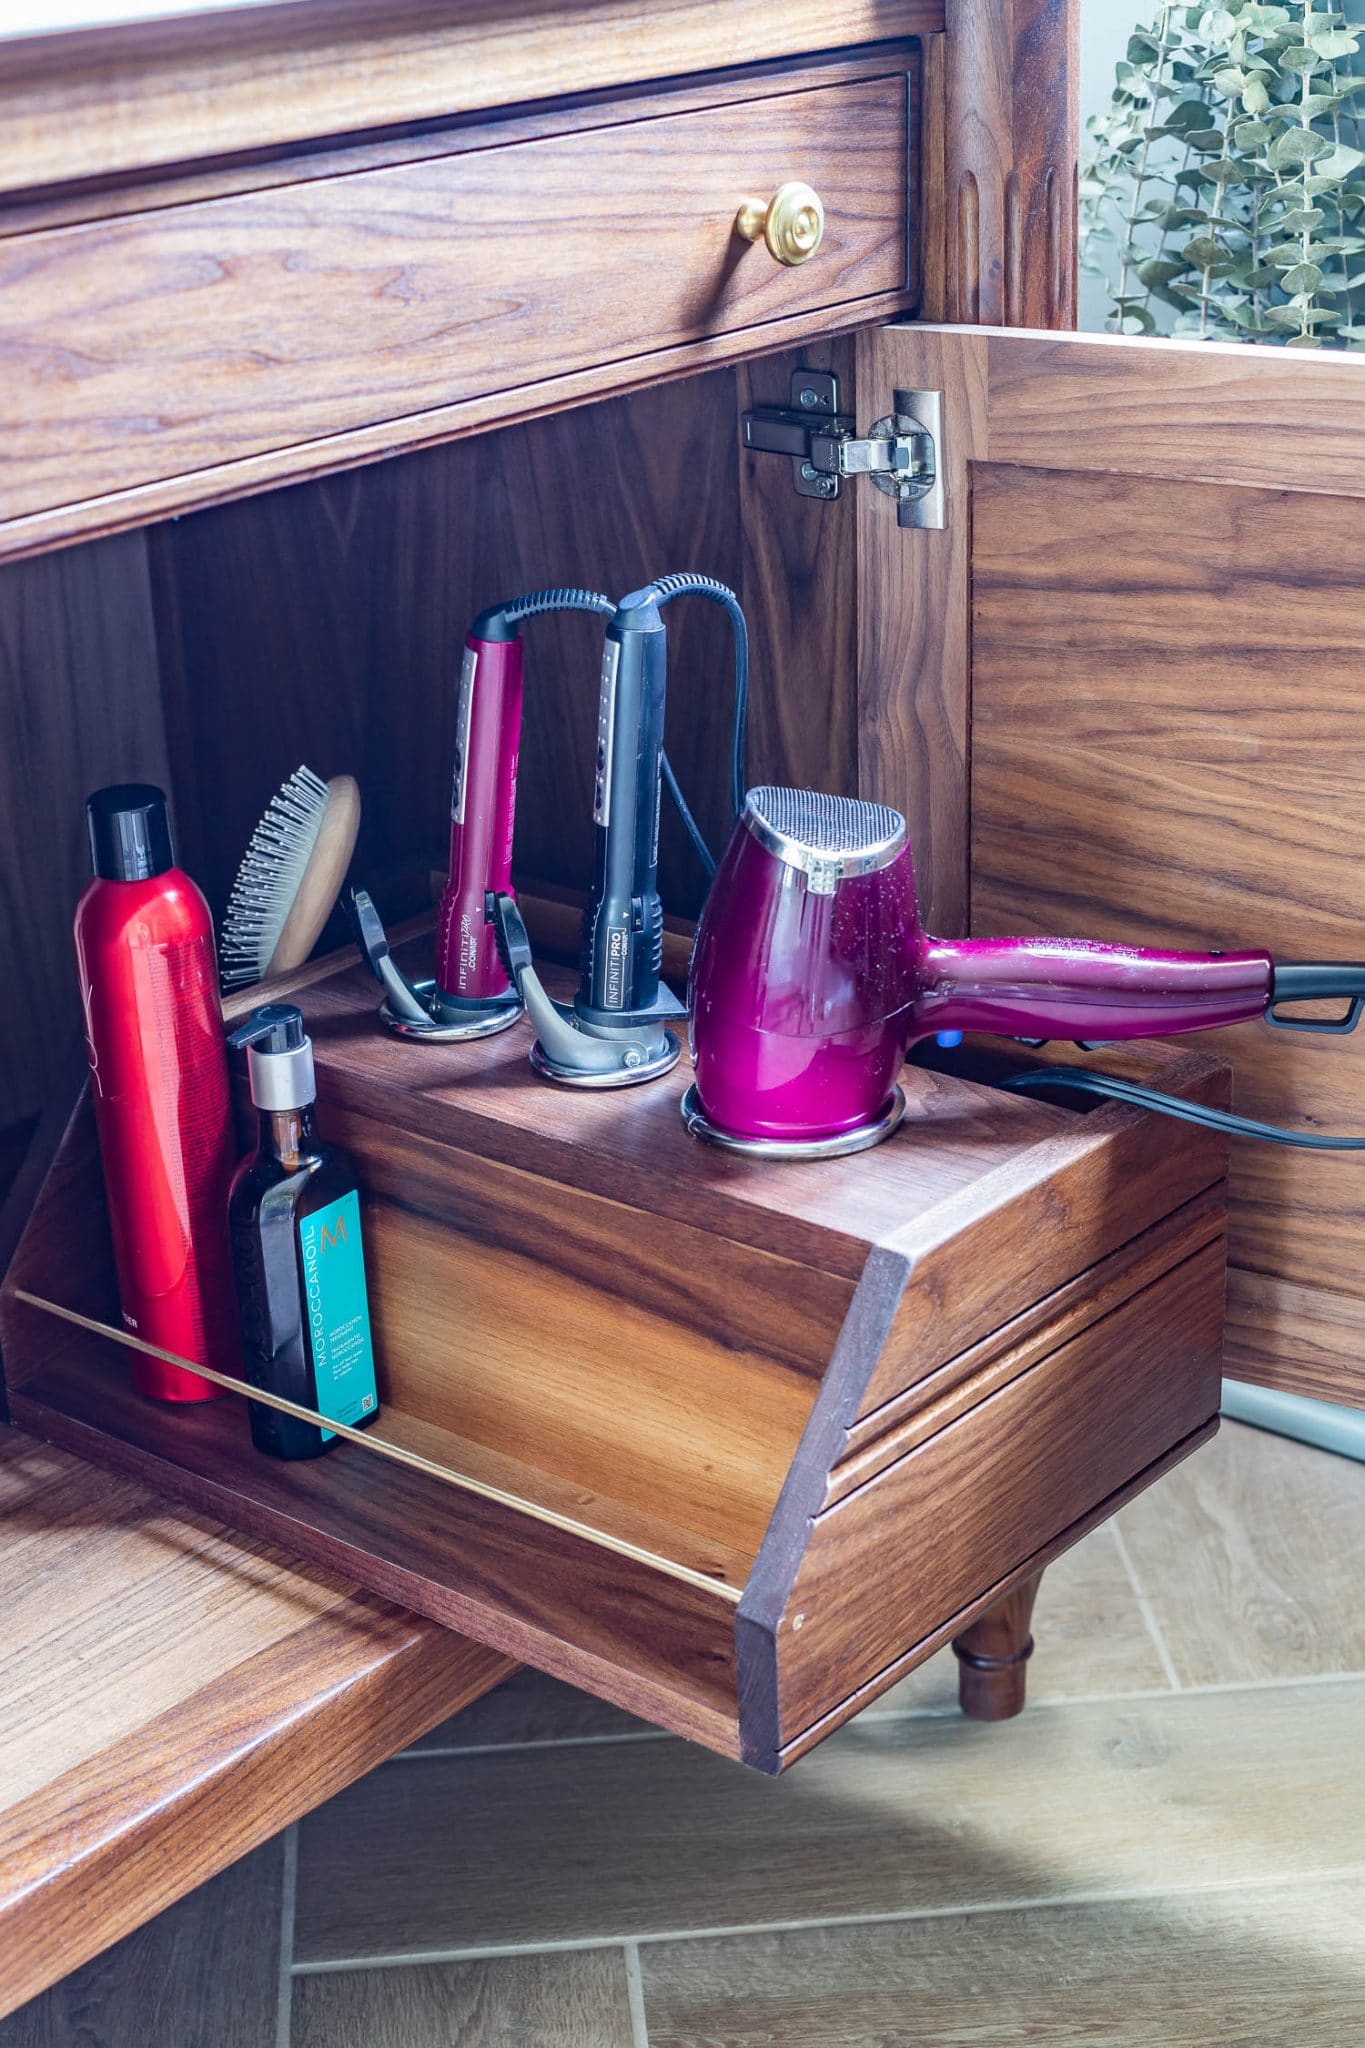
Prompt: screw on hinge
<box><xmin>798</xmin><ymin>387</ymin><xmax>821</xmax><ymax>408</ymax></box>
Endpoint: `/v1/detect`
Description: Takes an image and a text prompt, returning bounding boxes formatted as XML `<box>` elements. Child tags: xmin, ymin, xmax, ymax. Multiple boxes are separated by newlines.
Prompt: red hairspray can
<box><xmin>74</xmin><ymin>785</ymin><xmax>237</xmax><ymax>1401</ymax></box>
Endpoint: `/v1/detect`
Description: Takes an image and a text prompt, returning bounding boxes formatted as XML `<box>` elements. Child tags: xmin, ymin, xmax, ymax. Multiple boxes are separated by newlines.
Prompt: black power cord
<box><xmin>648</xmin><ymin>572</ymin><xmax>750</xmax><ymax>825</ymax></box>
<box><xmin>1004</xmin><ymin>1065</ymin><xmax>1365</xmax><ymax>1149</ymax></box>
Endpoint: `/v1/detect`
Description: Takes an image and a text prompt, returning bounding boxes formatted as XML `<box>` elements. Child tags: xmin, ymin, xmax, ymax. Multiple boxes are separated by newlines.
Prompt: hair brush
<box><xmin>220</xmin><ymin>766</ymin><xmax>360</xmax><ymax>991</ymax></box>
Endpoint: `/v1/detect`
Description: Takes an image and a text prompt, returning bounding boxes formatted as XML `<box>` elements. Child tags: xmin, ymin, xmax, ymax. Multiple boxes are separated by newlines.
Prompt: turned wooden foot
<box><xmin>952</xmin><ymin>1572</ymin><xmax>1043</xmax><ymax>1721</ymax></box>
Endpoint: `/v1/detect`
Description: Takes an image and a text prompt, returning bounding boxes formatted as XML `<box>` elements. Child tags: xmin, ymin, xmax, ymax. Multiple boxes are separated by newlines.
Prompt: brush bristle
<box><xmin>220</xmin><ymin>766</ymin><xmax>333</xmax><ymax>989</ymax></box>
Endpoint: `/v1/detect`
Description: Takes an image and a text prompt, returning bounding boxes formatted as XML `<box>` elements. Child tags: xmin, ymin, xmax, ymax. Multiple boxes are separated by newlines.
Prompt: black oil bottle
<box><xmin>226</xmin><ymin>1004</ymin><xmax>380</xmax><ymax>1459</ymax></box>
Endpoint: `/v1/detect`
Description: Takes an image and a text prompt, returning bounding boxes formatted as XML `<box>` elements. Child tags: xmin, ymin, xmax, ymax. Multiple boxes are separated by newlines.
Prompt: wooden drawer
<box><xmin>0</xmin><ymin>942</ymin><xmax>1229</xmax><ymax>1775</ymax></box>
<box><xmin>0</xmin><ymin>54</ymin><xmax>917</xmax><ymax>549</ymax></box>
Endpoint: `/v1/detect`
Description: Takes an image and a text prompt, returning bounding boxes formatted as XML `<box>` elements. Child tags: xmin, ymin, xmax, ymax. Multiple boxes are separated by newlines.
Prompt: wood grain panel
<box><xmin>0</xmin><ymin>534</ymin><xmax>168</xmax><ymax>1127</ymax></box>
<box><xmin>985</xmin><ymin>329</ymin><xmax>1365</xmax><ymax>498</ymax></box>
<box><xmin>0</xmin><ymin>1</ymin><xmax>944</xmax><ymax>193</ymax></box>
<box><xmin>0</xmin><ymin>1427</ymin><xmax>511</xmax><ymax>2019</ymax></box>
<box><xmin>970</xmin><ymin>463</ymin><xmax>1365</xmax><ymax>1395</ymax></box>
<box><xmin>859</xmin><ymin>322</ymin><xmax>1365</xmax><ymax>1404</ymax></box>
<box><xmin>769</xmin><ymin>1245</ymin><xmax>1224</xmax><ymax>1745</ymax></box>
<box><xmin>0</xmin><ymin>73</ymin><xmax>910</xmax><ymax>530</ymax></box>
<box><xmin>857</xmin><ymin>1046</ymin><xmax>1227</xmax><ymax>1419</ymax></box>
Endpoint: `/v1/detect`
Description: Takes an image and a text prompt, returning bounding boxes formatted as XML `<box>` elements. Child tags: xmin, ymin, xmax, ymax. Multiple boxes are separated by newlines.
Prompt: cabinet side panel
<box><xmin>772</xmin><ymin>1239</ymin><xmax>1224</xmax><ymax>1745</ymax></box>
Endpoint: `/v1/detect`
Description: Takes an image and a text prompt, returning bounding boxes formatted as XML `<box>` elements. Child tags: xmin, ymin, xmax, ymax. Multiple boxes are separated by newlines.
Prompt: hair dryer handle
<box><xmin>916</xmin><ymin>936</ymin><xmax>1274</xmax><ymax>1043</ymax></box>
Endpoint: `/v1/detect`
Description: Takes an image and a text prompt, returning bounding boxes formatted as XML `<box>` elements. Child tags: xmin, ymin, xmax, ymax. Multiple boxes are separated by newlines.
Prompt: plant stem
<box><xmin>1117</xmin><ymin>2</ymin><xmax>1178</xmax><ymax>321</ymax></box>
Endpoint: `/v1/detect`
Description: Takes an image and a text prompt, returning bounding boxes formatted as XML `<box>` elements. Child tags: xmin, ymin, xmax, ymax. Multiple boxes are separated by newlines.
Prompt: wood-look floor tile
<box><xmin>411</xmin><ymin>1667</ymin><xmax>647</xmax><ymax>1750</ymax></box>
<box><xmin>294</xmin><ymin>1679</ymin><xmax>1365</xmax><ymax>1960</ymax></box>
<box><xmin>292</xmin><ymin>1949</ymin><xmax>635</xmax><ymax>2048</ymax></box>
<box><xmin>640</xmin><ymin>1877</ymin><xmax>1365</xmax><ymax>2047</ymax></box>
<box><xmin>1117</xmin><ymin>1419</ymin><xmax>1365</xmax><ymax>1686</ymax></box>
<box><xmin>877</xmin><ymin>1522</ymin><xmax>1169</xmax><ymax>1714</ymax></box>
<box><xmin>0</xmin><ymin>1837</ymin><xmax>281</xmax><ymax>2047</ymax></box>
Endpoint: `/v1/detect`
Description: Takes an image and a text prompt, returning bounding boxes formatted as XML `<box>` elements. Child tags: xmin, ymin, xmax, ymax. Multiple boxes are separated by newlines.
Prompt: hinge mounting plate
<box><xmin>740</xmin><ymin>371</ymin><xmax>945</xmax><ymax>528</ymax></box>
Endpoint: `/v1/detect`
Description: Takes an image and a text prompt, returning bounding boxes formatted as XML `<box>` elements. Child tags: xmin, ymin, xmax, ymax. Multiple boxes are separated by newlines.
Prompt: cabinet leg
<box><xmin>952</xmin><ymin>1572</ymin><xmax>1043</xmax><ymax>1721</ymax></box>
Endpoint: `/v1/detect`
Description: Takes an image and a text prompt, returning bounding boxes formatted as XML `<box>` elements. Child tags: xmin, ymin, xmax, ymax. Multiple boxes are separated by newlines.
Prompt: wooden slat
<box><xmin>0</xmin><ymin>1427</ymin><xmax>511</xmax><ymax>2020</ymax></box>
<box><xmin>0</xmin><ymin>1</ymin><xmax>945</xmax><ymax>194</ymax></box>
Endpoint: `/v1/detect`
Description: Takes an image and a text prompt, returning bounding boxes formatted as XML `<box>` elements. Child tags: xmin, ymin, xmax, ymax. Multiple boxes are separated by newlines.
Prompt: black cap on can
<box><xmin>86</xmin><ymin>784</ymin><xmax>175</xmax><ymax>882</ymax></box>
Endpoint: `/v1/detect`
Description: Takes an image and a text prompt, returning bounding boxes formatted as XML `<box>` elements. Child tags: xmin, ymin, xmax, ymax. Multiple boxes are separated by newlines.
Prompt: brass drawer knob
<box><xmin>734</xmin><ymin>181</ymin><xmax>825</xmax><ymax>266</ymax></box>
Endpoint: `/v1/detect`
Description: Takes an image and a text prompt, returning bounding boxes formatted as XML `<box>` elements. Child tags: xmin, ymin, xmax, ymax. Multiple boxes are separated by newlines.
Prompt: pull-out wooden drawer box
<box><xmin>1</xmin><ymin>944</ymin><xmax>1228</xmax><ymax>1774</ymax></box>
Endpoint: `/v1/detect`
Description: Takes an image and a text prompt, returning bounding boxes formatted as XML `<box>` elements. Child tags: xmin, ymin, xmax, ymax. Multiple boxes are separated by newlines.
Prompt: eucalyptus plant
<box><xmin>1081</xmin><ymin>1</ymin><xmax>1365</xmax><ymax>346</ymax></box>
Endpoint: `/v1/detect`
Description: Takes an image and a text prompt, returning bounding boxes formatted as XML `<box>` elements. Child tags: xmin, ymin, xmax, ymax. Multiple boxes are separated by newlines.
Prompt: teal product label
<box><xmin>297</xmin><ymin>1190</ymin><xmax>379</xmax><ymax>1440</ymax></box>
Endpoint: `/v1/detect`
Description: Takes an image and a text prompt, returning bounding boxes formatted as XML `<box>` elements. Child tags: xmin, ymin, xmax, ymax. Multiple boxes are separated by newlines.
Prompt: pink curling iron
<box><xmin>355</xmin><ymin>588</ymin><xmax>615</xmax><ymax>1040</ymax></box>
<box><xmin>684</xmin><ymin>787</ymin><xmax>1365</xmax><ymax>1157</ymax></box>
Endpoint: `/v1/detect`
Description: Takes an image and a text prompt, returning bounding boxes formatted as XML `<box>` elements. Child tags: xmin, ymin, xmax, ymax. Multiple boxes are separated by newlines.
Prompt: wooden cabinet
<box><xmin>8</xmin><ymin>0</ymin><xmax>1364</xmax><ymax>2010</ymax></box>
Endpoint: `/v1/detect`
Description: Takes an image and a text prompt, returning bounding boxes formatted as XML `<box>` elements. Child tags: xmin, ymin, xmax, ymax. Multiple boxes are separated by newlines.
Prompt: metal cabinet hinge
<box><xmin>740</xmin><ymin>371</ymin><xmax>946</xmax><ymax>529</ymax></box>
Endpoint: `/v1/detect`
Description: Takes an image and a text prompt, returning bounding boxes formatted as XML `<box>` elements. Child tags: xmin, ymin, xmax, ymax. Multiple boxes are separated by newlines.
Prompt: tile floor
<box><xmin>5</xmin><ymin>1418</ymin><xmax>1365</xmax><ymax>2046</ymax></box>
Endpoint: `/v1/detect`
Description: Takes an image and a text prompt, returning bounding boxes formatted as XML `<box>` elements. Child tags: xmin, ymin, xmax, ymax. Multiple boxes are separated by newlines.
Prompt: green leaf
<box><xmin>1309</xmin><ymin>30</ymin><xmax>1360</xmax><ymax>59</ymax></box>
<box><xmin>1276</xmin><ymin>208</ymin><xmax>1325</xmax><ymax>232</ymax></box>
<box><xmin>1186</xmin><ymin>126</ymin><xmax>1227</xmax><ymax>150</ymax></box>
<box><xmin>1199</xmin><ymin>157</ymin><xmax>1249</xmax><ymax>184</ymax></box>
<box><xmin>1241</xmin><ymin>77</ymin><xmax>1272</xmax><ymax>113</ymax></box>
<box><xmin>1127</xmin><ymin>31</ymin><xmax>1164</xmax><ymax>62</ymax></box>
<box><xmin>1271</xmin><ymin>127</ymin><xmax>1333</xmax><ymax>168</ymax></box>
<box><xmin>1117</xmin><ymin>307</ymin><xmax>1158</xmax><ymax>335</ymax></box>
<box><xmin>1312</xmin><ymin>145</ymin><xmax>1365</xmax><ymax>181</ymax></box>
<box><xmin>1183</xmin><ymin>233</ymin><xmax>1230</xmax><ymax>265</ymax></box>
<box><xmin>1136</xmin><ymin>257</ymin><xmax>1189</xmax><ymax>287</ymax></box>
<box><xmin>1200</xmin><ymin>7</ymin><xmax>1238</xmax><ymax>40</ymax></box>
<box><xmin>1233</xmin><ymin>118</ymin><xmax>1274</xmax><ymax>146</ymax></box>
<box><xmin>1278</xmin><ymin>45</ymin><xmax>1322</xmax><ymax>75</ymax></box>
<box><xmin>1279</xmin><ymin>261</ymin><xmax>1324</xmax><ymax>292</ymax></box>
<box><xmin>1164</xmin><ymin>97</ymin><xmax>1218</xmax><ymax>133</ymax></box>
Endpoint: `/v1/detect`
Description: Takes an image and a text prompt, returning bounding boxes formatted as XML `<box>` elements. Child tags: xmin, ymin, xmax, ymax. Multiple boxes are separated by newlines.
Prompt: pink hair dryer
<box><xmin>682</xmin><ymin>787</ymin><xmax>1365</xmax><ymax>1157</ymax></box>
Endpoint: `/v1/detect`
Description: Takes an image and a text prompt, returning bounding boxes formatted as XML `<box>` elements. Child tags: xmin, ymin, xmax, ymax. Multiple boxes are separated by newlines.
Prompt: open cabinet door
<box><xmin>853</xmin><ymin>323</ymin><xmax>1365</xmax><ymax>1408</ymax></box>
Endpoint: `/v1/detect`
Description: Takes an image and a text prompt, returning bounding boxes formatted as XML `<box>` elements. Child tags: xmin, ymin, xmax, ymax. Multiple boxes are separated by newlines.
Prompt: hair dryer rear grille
<box><xmin>744</xmin><ymin>787</ymin><xmax>906</xmax><ymax>884</ymax></box>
